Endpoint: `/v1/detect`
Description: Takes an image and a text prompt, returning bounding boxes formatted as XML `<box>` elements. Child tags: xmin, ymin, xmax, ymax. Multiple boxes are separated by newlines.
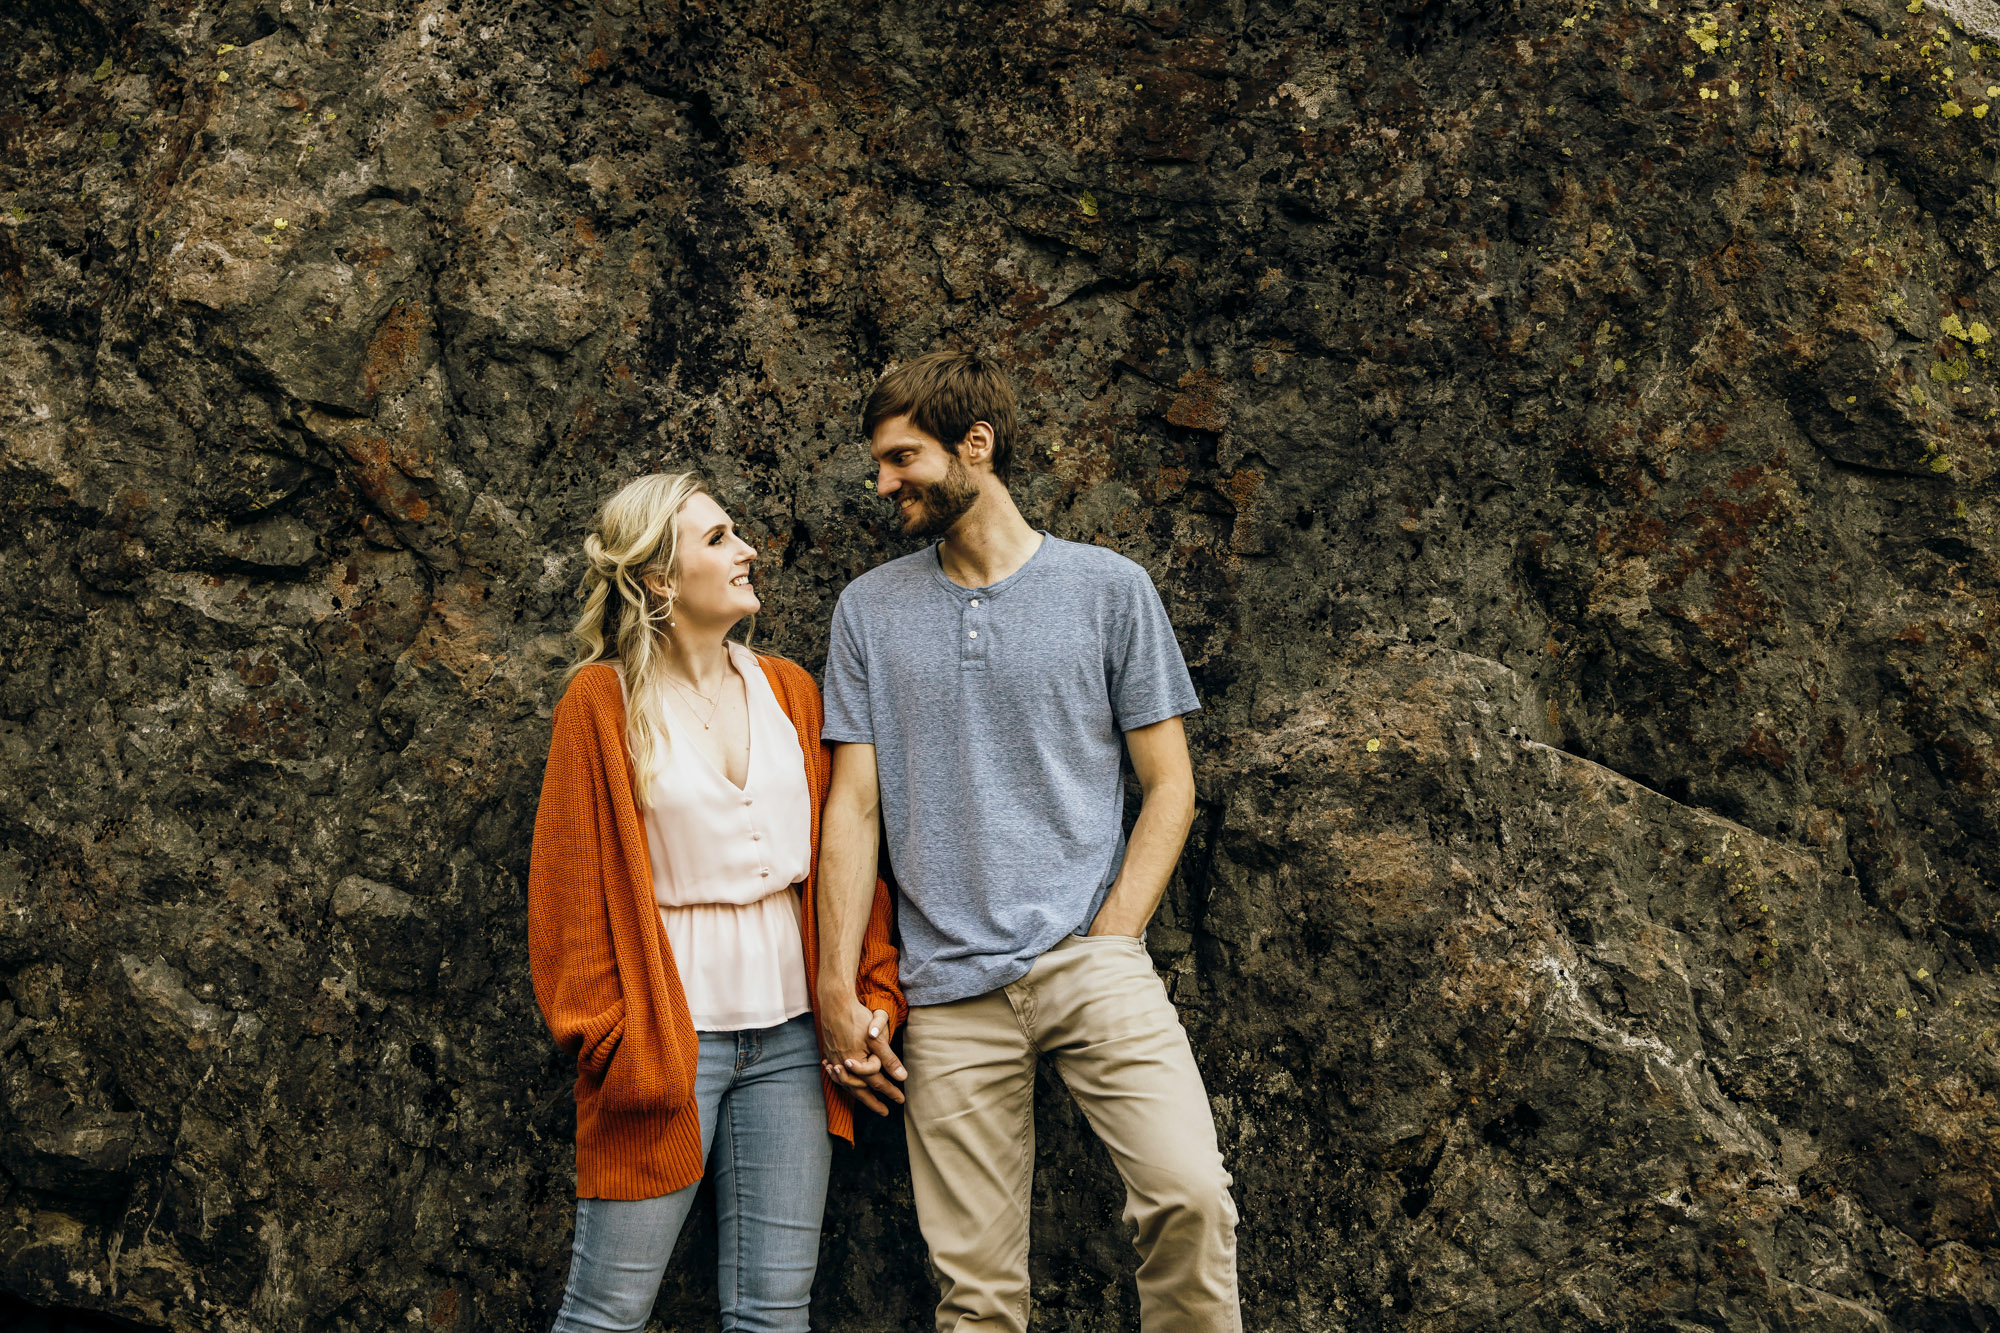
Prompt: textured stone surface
<box><xmin>5</xmin><ymin>0</ymin><xmax>2000</xmax><ymax>1328</ymax></box>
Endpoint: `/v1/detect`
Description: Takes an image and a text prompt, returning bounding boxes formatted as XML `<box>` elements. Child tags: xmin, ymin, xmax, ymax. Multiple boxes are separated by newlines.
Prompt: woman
<box><xmin>526</xmin><ymin>472</ymin><xmax>904</xmax><ymax>1332</ymax></box>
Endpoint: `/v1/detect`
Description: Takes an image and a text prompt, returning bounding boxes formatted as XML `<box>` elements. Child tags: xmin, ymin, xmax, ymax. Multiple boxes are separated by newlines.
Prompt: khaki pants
<box><xmin>902</xmin><ymin>934</ymin><xmax>1242</xmax><ymax>1333</ymax></box>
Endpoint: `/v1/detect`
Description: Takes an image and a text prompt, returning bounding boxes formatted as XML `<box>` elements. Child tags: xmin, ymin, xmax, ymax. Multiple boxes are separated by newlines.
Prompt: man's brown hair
<box><xmin>861</xmin><ymin>350</ymin><xmax>1020</xmax><ymax>481</ymax></box>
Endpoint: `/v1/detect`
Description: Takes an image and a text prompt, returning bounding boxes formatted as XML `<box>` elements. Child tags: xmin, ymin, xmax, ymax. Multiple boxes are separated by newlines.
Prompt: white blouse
<box><xmin>633</xmin><ymin>641</ymin><xmax>814</xmax><ymax>1031</ymax></box>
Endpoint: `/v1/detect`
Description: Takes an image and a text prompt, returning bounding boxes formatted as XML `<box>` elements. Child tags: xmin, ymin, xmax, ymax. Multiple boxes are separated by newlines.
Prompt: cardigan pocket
<box><xmin>576</xmin><ymin>1004</ymin><xmax>625</xmax><ymax>1076</ymax></box>
<box><xmin>595</xmin><ymin>1026</ymin><xmax>695</xmax><ymax>1115</ymax></box>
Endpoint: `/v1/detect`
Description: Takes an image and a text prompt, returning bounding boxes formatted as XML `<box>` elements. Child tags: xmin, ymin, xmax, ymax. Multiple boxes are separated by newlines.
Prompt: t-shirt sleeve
<box><xmin>820</xmin><ymin>592</ymin><xmax>874</xmax><ymax>744</ymax></box>
<box><xmin>1107</xmin><ymin>562</ymin><xmax>1201</xmax><ymax>731</ymax></box>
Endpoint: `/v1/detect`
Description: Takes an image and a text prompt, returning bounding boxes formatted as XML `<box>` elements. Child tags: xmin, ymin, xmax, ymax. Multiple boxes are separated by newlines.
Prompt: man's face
<box><xmin>871</xmin><ymin>415</ymin><xmax>982</xmax><ymax>538</ymax></box>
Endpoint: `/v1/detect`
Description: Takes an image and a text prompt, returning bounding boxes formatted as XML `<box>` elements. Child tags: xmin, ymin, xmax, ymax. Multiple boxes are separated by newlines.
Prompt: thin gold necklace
<box><xmin>664</xmin><ymin>673</ymin><xmax>723</xmax><ymax>730</ymax></box>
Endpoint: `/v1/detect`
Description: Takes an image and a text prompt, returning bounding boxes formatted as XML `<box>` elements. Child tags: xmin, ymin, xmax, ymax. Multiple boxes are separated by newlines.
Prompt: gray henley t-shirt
<box><xmin>821</xmin><ymin>533</ymin><xmax>1200</xmax><ymax>1007</ymax></box>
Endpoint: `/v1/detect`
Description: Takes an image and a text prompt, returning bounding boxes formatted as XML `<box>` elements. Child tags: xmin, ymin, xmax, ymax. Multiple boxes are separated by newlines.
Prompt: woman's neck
<box><xmin>660</xmin><ymin>628</ymin><xmax>733</xmax><ymax>692</ymax></box>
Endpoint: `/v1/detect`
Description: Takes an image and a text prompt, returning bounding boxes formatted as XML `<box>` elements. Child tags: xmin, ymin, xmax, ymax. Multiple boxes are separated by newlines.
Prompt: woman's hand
<box><xmin>818</xmin><ymin>993</ymin><xmax>906</xmax><ymax>1115</ymax></box>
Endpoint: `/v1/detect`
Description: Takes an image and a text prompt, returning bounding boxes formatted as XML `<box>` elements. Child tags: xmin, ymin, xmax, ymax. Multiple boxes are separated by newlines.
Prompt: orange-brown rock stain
<box><xmin>363</xmin><ymin>301</ymin><xmax>425</xmax><ymax>400</ymax></box>
<box><xmin>1166</xmin><ymin>368</ymin><xmax>1229</xmax><ymax>433</ymax></box>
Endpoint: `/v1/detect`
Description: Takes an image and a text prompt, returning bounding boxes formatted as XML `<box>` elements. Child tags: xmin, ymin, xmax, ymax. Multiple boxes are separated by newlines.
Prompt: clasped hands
<box><xmin>817</xmin><ymin>904</ymin><xmax>1145</xmax><ymax>1115</ymax></box>
<box><xmin>817</xmin><ymin>991</ymin><xmax>906</xmax><ymax>1115</ymax></box>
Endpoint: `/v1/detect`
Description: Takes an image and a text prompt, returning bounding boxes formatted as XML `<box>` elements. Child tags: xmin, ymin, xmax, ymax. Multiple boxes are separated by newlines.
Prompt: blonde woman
<box><xmin>527</xmin><ymin>473</ymin><xmax>904</xmax><ymax>1333</ymax></box>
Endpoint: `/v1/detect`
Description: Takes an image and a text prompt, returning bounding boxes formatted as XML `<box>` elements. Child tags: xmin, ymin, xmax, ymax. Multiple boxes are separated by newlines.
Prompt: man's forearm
<box><xmin>814</xmin><ymin>744</ymin><xmax>905</xmax><ymax>1110</ymax></box>
<box><xmin>1088</xmin><ymin>778</ymin><xmax>1196</xmax><ymax>936</ymax></box>
<box><xmin>816</xmin><ymin>790</ymin><xmax>881</xmax><ymax>1003</ymax></box>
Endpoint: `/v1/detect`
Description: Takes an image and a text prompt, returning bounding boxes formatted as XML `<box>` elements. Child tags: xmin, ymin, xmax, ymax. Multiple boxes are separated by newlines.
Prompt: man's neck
<box><xmin>937</xmin><ymin>485</ymin><xmax>1041</xmax><ymax>589</ymax></box>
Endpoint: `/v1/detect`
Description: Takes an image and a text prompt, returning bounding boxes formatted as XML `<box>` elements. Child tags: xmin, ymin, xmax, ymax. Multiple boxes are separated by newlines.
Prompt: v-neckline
<box><xmin>665</xmin><ymin>645</ymin><xmax>755</xmax><ymax>792</ymax></box>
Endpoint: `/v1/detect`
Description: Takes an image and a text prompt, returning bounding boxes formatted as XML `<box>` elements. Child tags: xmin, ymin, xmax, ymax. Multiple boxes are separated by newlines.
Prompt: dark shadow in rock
<box><xmin>0</xmin><ymin>1292</ymin><xmax>166</xmax><ymax>1332</ymax></box>
<box><xmin>1480</xmin><ymin>1101</ymin><xmax>1547</xmax><ymax>1153</ymax></box>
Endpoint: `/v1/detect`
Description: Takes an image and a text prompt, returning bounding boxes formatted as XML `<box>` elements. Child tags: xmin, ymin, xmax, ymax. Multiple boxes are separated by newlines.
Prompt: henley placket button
<box><xmin>970</xmin><ymin>599</ymin><xmax>980</xmax><ymax>607</ymax></box>
<box><xmin>968</xmin><ymin>630</ymin><xmax>978</xmax><ymax>639</ymax></box>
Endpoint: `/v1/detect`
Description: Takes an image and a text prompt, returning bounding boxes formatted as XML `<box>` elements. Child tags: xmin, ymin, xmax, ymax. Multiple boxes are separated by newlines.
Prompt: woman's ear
<box><xmin>643</xmin><ymin>569</ymin><xmax>676</xmax><ymax>603</ymax></box>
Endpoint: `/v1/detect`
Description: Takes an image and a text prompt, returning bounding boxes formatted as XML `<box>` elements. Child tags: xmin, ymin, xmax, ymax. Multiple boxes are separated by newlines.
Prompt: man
<box><xmin>813</xmin><ymin>349</ymin><xmax>1242</xmax><ymax>1332</ymax></box>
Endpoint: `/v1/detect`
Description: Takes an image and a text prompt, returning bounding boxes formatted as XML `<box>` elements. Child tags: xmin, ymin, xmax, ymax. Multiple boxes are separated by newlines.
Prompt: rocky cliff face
<box><xmin>4</xmin><ymin>0</ymin><xmax>2000</xmax><ymax>1328</ymax></box>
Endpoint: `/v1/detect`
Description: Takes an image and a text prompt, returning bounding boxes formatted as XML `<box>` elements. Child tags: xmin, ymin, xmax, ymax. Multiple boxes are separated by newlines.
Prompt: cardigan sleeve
<box><xmin>857</xmin><ymin>874</ymin><xmax>906</xmax><ymax>1030</ymax></box>
<box><xmin>526</xmin><ymin>687</ymin><xmax>627</xmax><ymax>1077</ymax></box>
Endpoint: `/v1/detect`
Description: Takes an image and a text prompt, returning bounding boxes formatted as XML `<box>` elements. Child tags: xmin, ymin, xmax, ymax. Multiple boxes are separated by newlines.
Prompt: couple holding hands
<box><xmin>526</xmin><ymin>351</ymin><xmax>1241</xmax><ymax>1332</ymax></box>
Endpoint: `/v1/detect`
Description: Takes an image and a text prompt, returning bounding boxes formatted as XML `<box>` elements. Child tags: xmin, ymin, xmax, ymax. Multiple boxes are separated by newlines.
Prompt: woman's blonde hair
<box><xmin>565</xmin><ymin>471</ymin><xmax>726</xmax><ymax>804</ymax></box>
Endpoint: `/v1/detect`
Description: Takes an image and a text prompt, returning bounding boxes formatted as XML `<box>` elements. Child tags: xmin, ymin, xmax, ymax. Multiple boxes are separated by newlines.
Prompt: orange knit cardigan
<box><xmin>527</xmin><ymin>654</ymin><xmax>904</xmax><ymax>1200</ymax></box>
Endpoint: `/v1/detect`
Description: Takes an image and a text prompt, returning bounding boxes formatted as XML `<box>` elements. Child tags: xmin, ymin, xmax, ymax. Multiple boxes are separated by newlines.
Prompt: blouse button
<box><xmin>751</xmin><ymin>832</ymin><xmax>761</xmax><ymax>841</ymax></box>
<box><xmin>760</xmin><ymin>868</ymin><xmax>771</xmax><ymax>878</ymax></box>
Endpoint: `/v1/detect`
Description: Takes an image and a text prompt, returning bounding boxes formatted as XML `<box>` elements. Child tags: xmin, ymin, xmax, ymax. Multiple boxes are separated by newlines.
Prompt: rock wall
<box><xmin>4</xmin><ymin>0</ymin><xmax>2000</xmax><ymax>1328</ymax></box>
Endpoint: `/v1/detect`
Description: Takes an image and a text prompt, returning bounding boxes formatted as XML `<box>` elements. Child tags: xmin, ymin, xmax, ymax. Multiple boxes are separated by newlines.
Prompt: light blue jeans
<box><xmin>551</xmin><ymin>1013</ymin><xmax>831</xmax><ymax>1332</ymax></box>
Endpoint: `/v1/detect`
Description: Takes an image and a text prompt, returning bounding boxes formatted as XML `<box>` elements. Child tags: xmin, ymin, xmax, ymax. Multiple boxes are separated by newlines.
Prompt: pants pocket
<box><xmin>1069</xmin><ymin>932</ymin><xmax>1148</xmax><ymax>954</ymax></box>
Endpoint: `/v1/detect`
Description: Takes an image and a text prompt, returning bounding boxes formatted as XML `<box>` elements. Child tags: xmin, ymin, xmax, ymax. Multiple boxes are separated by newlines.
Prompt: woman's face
<box><xmin>655</xmin><ymin>492</ymin><xmax>759</xmax><ymax>628</ymax></box>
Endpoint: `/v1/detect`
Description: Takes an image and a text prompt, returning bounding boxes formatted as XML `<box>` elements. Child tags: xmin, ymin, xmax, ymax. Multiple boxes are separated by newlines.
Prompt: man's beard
<box><xmin>898</xmin><ymin>454</ymin><xmax>980</xmax><ymax>538</ymax></box>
